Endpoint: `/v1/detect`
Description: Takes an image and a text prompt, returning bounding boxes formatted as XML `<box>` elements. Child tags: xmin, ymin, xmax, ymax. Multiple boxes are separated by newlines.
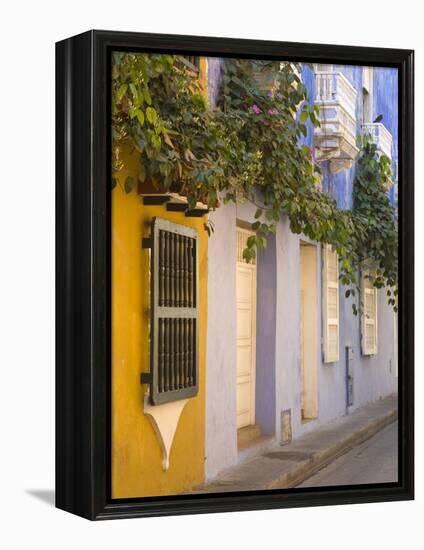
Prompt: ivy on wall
<box><xmin>351</xmin><ymin>136</ymin><xmax>398</xmax><ymax>310</ymax></box>
<box><xmin>112</xmin><ymin>52</ymin><xmax>398</xmax><ymax>309</ymax></box>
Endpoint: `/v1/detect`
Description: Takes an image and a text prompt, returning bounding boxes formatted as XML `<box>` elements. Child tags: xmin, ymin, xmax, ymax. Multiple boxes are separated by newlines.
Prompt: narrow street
<box><xmin>298</xmin><ymin>421</ymin><xmax>398</xmax><ymax>487</ymax></box>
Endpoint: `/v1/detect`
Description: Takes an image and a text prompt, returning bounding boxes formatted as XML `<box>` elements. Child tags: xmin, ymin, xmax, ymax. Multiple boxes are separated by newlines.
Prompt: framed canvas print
<box><xmin>56</xmin><ymin>30</ymin><xmax>414</xmax><ymax>520</ymax></box>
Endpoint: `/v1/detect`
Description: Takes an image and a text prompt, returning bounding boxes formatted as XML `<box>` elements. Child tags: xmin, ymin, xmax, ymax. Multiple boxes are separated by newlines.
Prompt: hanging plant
<box><xmin>112</xmin><ymin>52</ymin><xmax>250</xmax><ymax>208</ymax></box>
<box><xmin>350</xmin><ymin>135</ymin><xmax>398</xmax><ymax>310</ymax></box>
<box><xmin>111</xmin><ymin>53</ymin><xmax>398</xmax><ymax>308</ymax></box>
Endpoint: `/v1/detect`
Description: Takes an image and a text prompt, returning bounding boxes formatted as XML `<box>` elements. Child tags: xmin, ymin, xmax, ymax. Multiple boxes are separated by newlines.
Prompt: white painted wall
<box><xmin>205</xmin><ymin>200</ymin><xmax>264</xmax><ymax>479</ymax></box>
<box><xmin>275</xmin><ymin>215</ymin><xmax>303</xmax><ymax>441</ymax></box>
<box><xmin>205</xmin><ymin>203</ymin><xmax>238</xmax><ymax>479</ymax></box>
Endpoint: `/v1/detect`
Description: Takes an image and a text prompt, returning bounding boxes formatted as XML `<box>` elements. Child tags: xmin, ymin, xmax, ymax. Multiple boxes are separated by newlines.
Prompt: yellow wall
<box><xmin>112</xmin><ymin>146</ymin><xmax>207</xmax><ymax>498</ymax></box>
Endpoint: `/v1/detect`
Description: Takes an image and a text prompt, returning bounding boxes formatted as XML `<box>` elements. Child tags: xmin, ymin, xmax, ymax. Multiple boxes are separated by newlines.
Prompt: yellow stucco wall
<box><xmin>111</xmin><ymin>146</ymin><xmax>207</xmax><ymax>498</ymax></box>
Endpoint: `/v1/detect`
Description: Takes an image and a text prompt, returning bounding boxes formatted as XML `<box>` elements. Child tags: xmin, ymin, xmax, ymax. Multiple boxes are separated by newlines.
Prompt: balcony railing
<box><xmin>361</xmin><ymin>122</ymin><xmax>393</xmax><ymax>160</ymax></box>
<box><xmin>315</xmin><ymin>71</ymin><xmax>357</xmax><ymax>119</ymax></box>
<box><xmin>314</xmin><ymin>71</ymin><xmax>359</xmax><ymax>173</ymax></box>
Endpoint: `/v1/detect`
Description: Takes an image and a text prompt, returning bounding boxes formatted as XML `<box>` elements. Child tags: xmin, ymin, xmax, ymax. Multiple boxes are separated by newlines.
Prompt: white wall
<box><xmin>205</xmin><ymin>200</ymin><xmax>260</xmax><ymax>478</ymax></box>
<box><xmin>205</xmin><ymin>203</ymin><xmax>238</xmax><ymax>479</ymax></box>
<box><xmin>1</xmin><ymin>2</ymin><xmax>421</xmax><ymax>550</ymax></box>
<box><xmin>275</xmin><ymin>215</ymin><xmax>302</xmax><ymax>438</ymax></box>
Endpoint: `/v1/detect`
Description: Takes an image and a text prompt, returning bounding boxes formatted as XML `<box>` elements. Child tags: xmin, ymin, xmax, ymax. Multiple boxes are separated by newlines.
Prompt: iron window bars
<box><xmin>141</xmin><ymin>217</ymin><xmax>199</xmax><ymax>405</ymax></box>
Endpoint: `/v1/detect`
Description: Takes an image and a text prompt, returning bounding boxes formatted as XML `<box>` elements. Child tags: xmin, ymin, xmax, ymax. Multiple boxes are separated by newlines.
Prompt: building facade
<box><xmin>111</xmin><ymin>56</ymin><xmax>398</xmax><ymax>496</ymax></box>
<box><xmin>205</xmin><ymin>60</ymin><xmax>398</xmax><ymax>480</ymax></box>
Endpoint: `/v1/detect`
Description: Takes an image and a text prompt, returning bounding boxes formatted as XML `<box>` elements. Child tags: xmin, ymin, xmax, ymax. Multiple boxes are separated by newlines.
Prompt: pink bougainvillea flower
<box><xmin>251</xmin><ymin>104</ymin><xmax>261</xmax><ymax>114</ymax></box>
<box><xmin>267</xmin><ymin>90</ymin><xmax>273</xmax><ymax>97</ymax></box>
<box><xmin>268</xmin><ymin>107</ymin><xmax>279</xmax><ymax>116</ymax></box>
<box><xmin>262</xmin><ymin>119</ymin><xmax>270</xmax><ymax>126</ymax></box>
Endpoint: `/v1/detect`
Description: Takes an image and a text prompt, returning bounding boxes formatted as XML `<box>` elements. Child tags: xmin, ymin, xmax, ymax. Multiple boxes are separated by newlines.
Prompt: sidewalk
<box><xmin>194</xmin><ymin>395</ymin><xmax>398</xmax><ymax>493</ymax></box>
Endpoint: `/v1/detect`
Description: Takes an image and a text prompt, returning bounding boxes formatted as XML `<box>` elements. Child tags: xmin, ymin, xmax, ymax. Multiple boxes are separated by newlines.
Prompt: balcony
<box><xmin>361</xmin><ymin>122</ymin><xmax>394</xmax><ymax>190</ymax></box>
<box><xmin>314</xmin><ymin>71</ymin><xmax>359</xmax><ymax>173</ymax></box>
<box><xmin>361</xmin><ymin>122</ymin><xmax>392</xmax><ymax>160</ymax></box>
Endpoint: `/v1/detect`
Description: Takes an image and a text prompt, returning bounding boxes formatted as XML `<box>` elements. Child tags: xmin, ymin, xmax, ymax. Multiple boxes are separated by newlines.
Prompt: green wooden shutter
<box><xmin>142</xmin><ymin>217</ymin><xmax>199</xmax><ymax>405</ymax></box>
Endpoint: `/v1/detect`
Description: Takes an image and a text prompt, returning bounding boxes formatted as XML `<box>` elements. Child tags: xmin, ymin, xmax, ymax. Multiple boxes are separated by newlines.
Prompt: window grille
<box><xmin>177</xmin><ymin>55</ymin><xmax>200</xmax><ymax>73</ymax></box>
<box><xmin>185</xmin><ymin>56</ymin><xmax>200</xmax><ymax>70</ymax></box>
<box><xmin>141</xmin><ymin>218</ymin><xmax>199</xmax><ymax>405</ymax></box>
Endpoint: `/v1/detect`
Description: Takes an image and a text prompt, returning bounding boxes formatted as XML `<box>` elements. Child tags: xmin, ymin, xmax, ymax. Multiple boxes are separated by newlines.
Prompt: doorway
<box><xmin>236</xmin><ymin>227</ymin><xmax>257</xmax><ymax>429</ymax></box>
<box><xmin>300</xmin><ymin>242</ymin><xmax>318</xmax><ymax>421</ymax></box>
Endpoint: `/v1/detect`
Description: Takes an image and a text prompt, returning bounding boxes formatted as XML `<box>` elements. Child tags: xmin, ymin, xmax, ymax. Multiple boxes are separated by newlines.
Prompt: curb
<box><xmin>268</xmin><ymin>408</ymin><xmax>398</xmax><ymax>489</ymax></box>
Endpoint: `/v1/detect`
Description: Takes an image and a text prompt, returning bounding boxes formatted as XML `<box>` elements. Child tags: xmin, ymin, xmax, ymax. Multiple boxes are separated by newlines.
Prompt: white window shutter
<box><xmin>322</xmin><ymin>244</ymin><xmax>339</xmax><ymax>363</ymax></box>
<box><xmin>361</xmin><ymin>272</ymin><xmax>378</xmax><ymax>355</ymax></box>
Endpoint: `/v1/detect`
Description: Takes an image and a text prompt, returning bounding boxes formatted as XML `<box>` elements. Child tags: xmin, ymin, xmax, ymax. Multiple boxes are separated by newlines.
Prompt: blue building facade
<box><xmin>318</xmin><ymin>65</ymin><xmax>398</xmax><ymax>209</ymax></box>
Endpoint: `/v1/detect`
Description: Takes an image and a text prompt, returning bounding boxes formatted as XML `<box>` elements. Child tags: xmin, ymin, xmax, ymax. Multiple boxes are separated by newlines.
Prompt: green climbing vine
<box><xmin>111</xmin><ymin>52</ymin><xmax>248</xmax><ymax>208</ymax></box>
<box><xmin>111</xmin><ymin>52</ymin><xmax>398</xmax><ymax>309</ymax></box>
<box><xmin>350</xmin><ymin>135</ymin><xmax>398</xmax><ymax>311</ymax></box>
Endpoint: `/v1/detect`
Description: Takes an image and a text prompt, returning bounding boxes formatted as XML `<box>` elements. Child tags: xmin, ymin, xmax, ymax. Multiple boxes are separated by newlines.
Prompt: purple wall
<box><xmin>255</xmin><ymin>235</ymin><xmax>277</xmax><ymax>435</ymax></box>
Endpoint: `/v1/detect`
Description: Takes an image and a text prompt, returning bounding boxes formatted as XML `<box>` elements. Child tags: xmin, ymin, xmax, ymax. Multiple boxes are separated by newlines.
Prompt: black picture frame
<box><xmin>56</xmin><ymin>30</ymin><xmax>414</xmax><ymax>520</ymax></box>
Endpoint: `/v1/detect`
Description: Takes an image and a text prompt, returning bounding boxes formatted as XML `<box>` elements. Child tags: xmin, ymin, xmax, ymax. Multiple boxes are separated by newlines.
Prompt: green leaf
<box><xmin>143</xmin><ymin>87</ymin><xmax>152</xmax><ymax>106</ymax></box>
<box><xmin>124</xmin><ymin>176</ymin><xmax>135</xmax><ymax>194</ymax></box>
<box><xmin>301</xmin><ymin>144</ymin><xmax>311</xmax><ymax>158</ymax></box>
<box><xmin>151</xmin><ymin>134</ymin><xmax>161</xmax><ymax>148</ymax></box>
<box><xmin>299</xmin><ymin>109</ymin><xmax>308</xmax><ymax>125</ymax></box>
<box><xmin>129</xmin><ymin>83</ymin><xmax>137</xmax><ymax>98</ymax></box>
<box><xmin>116</xmin><ymin>83</ymin><xmax>128</xmax><ymax>103</ymax></box>
<box><xmin>136</xmin><ymin>109</ymin><xmax>145</xmax><ymax>126</ymax></box>
<box><xmin>129</xmin><ymin>107</ymin><xmax>137</xmax><ymax>119</ymax></box>
<box><xmin>299</xmin><ymin>124</ymin><xmax>307</xmax><ymax>137</ymax></box>
<box><xmin>146</xmin><ymin>107</ymin><xmax>158</xmax><ymax>125</ymax></box>
<box><xmin>138</xmin><ymin>163</ymin><xmax>146</xmax><ymax>183</ymax></box>
<box><xmin>191</xmin><ymin>93</ymin><xmax>207</xmax><ymax>109</ymax></box>
<box><xmin>246</xmin><ymin>235</ymin><xmax>256</xmax><ymax>248</ymax></box>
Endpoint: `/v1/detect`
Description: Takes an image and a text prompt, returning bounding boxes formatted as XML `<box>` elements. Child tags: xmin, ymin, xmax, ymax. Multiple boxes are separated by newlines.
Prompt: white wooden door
<box><xmin>236</xmin><ymin>228</ymin><xmax>257</xmax><ymax>429</ymax></box>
